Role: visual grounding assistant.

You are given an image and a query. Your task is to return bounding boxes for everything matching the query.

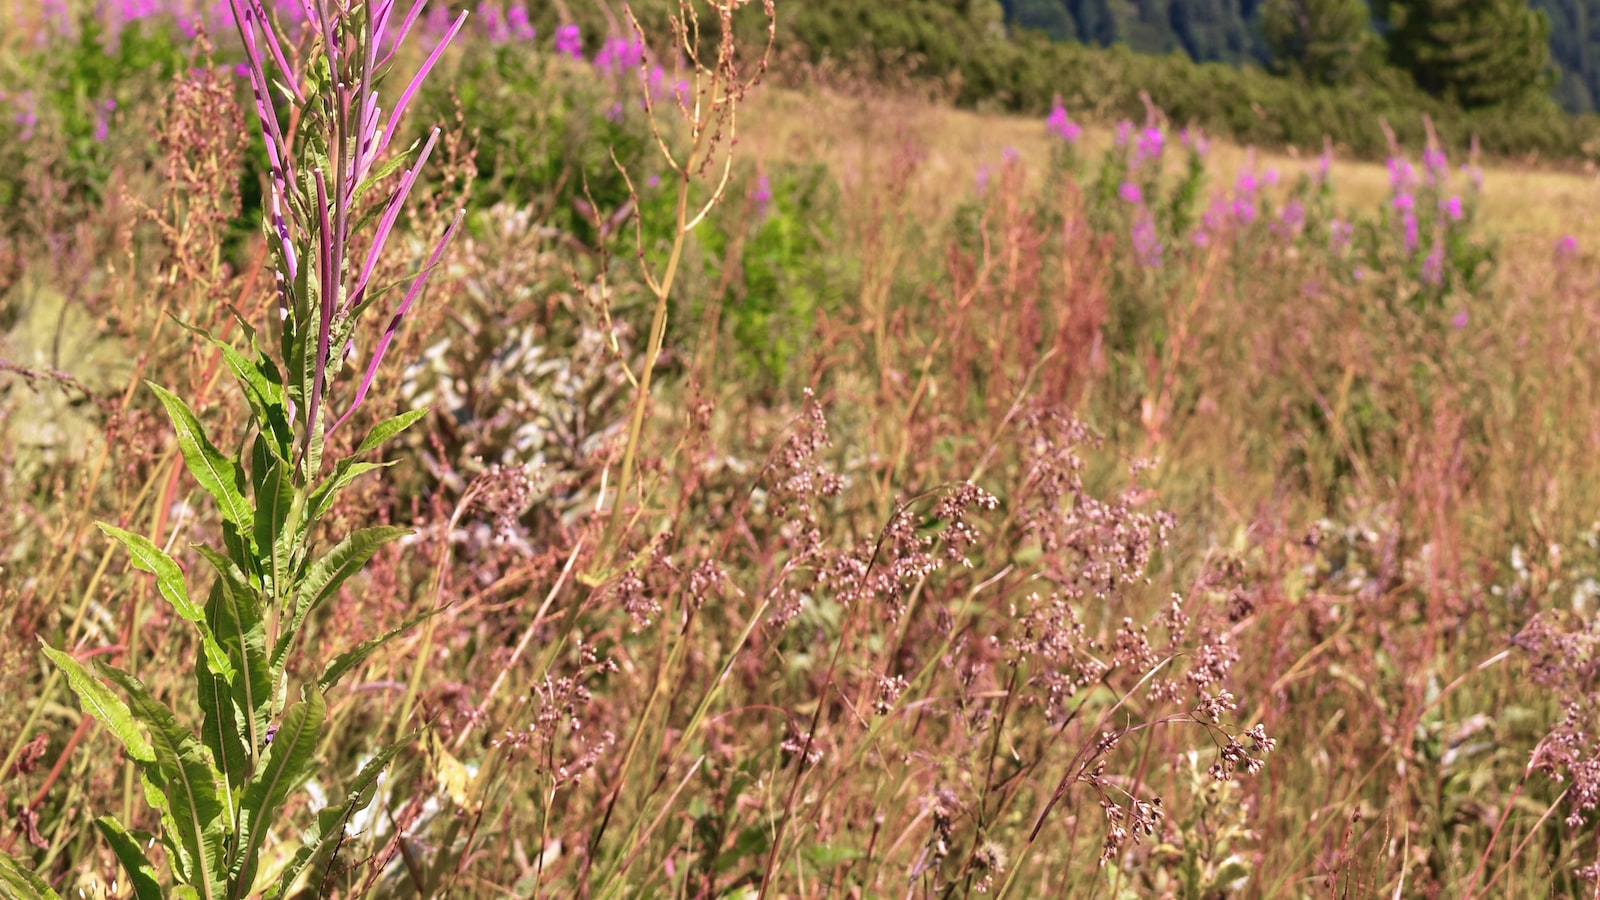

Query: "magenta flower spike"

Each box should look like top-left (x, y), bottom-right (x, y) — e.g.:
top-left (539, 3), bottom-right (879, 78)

top-left (228, 0), bottom-right (469, 465)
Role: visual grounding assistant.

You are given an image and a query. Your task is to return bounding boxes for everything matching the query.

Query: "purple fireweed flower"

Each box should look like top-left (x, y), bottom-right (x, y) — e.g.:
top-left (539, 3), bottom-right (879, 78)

top-left (1558, 235), bottom-right (1579, 259)
top-left (1402, 212), bottom-right (1419, 253)
top-left (40, 0), bottom-right (72, 42)
top-left (1452, 308), bottom-right (1469, 329)
top-left (93, 98), bottom-right (115, 143)
top-left (479, 2), bottom-right (509, 43)
top-left (1388, 157), bottom-right (1418, 192)
top-left (507, 4), bottom-right (534, 40)
top-left (1180, 126), bottom-right (1209, 157)
top-left (1192, 229), bottom-right (1211, 248)
top-left (554, 23), bottom-right (582, 59)
top-left (1235, 171), bottom-right (1257, 195)
top-left (1423, 146), bottom-right (1448, 185)
top-left (1232, 198), bottom-right (1257, 225)
top-left (647, 173), bottom-right (661, 188)
top-left (604, 102), bottom-right (624, 123)
top-left (1440, 195), bottom-right (1463, 222)
top-left (12, 91), bottom-right (36, 141)
top-left (1131, 211), bottom-right (1162, 268)
top-left (975, 164), bottom-right (991, 196)
top-left (1263, 168), bottom-right (1280, 187)
top-left (227, 0), bottom-right (468, 443)
top-left (1118, 181), bottom-right (1142, 204)
top-left (424, 3), bottom-right (450, 36)
top-left (1133, 126), bottom-right (1164, 168)
top-left (750, 173), bottom-right (772, 218)
top-left (1421, 242), bottom-right (1445, 285)
top-left (1316, 146), bottom-right (1332, 184)
top-left (1115, 120), bottom-right (1133, 147)
top-left (1463, 164), bottom-right (1484, 191)
top-left (1392, 192), bottom-right (1415, 213)
top-left (1276, 198), bottom-right (1305, 236)
top-left (1046, 98), bottom-right (1081, 143)
top-left (594, 37), bottom-right (644, 77)
top-left (1001, 145), bottom-right (1021, 162)
top-left (1329, 219), bottom-right (1353, 253)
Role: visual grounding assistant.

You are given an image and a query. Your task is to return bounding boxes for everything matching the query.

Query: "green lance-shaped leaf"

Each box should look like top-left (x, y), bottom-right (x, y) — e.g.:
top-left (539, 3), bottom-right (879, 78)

top-left (356, 408), bottom-right (429, 456)
top-left (99, 664), bottom-right (228, 900)
top-left (94, 815), bottom-right (164, 900)
top-left (148, 382), bottom-right (255, 537)
top-left (97, 523), bottom-right (201, 621)
top-left (348, 140), bottom-right (417, 211)
top-left (305, 460), bottom-right (392, 528)
top-left (266, 734), bottom-right (416, 900)
top-left (38, 643), bottom-right (154, 765)
top-left (318, 604), bottom-right (446, 693)
top-left (196, 648), bottom-right (246, 807)
top-left (177, 319), bottom-right (293, 461)
top-left (197, 547), bottom-right (270, 760)
top-left (96, 524), bottom-right (234, 680)
top-left (273, 525), bottom-right (410, 672)
top-left (231, 687), bottom-right (326, 898)
top-left (0, 848), bottom-right (63, 899)
top-left (252, 453), bottom-right (296, 603)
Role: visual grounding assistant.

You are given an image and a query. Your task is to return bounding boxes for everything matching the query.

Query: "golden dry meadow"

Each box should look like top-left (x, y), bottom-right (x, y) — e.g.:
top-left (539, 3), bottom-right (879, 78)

top-left (6, 3), bottom-right (1600, 898)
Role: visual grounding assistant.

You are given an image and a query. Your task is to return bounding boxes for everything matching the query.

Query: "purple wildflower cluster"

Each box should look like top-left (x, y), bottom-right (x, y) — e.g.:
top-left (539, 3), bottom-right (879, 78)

top-left (1386, 141), bottom-right (1472, 285)
top-left (1037, 104), bottom-right (1485, 293)
top-left (1047, 97), bottom-right (1081, 143)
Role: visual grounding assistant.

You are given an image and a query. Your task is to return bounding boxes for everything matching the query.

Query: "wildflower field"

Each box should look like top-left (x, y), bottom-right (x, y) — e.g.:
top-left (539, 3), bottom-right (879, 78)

top-left (7, 1), bottom-right (1600, 897)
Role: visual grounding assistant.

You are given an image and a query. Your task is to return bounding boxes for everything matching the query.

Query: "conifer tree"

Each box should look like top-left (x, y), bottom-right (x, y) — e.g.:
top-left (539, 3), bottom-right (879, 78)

top-left (1378, 0), bottom-right (1552, 106)
top-left (1260, 0), bottom-right (1378, 83)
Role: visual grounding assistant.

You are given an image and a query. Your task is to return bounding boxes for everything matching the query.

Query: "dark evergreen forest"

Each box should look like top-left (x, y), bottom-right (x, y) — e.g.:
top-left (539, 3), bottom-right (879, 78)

top-left (1001, 0), bottom-right (1599, 113)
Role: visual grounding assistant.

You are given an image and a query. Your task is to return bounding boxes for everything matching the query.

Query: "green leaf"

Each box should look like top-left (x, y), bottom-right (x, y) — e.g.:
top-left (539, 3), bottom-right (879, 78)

top-left (99, 665), bottom-right (228, 900)
top-left (305, 460), bottom-right (392, 526)
top-left (176, 319), bottom-right (292, 460)
top-left (318, 604), bottom-right (446, 692)
top-left (197, 547), bottom-right (270, 759)
top-left (253, 457), bottom-right (295, 601)
top-left (349, 139), bottom-right (417, 211)
top-left (267, 734), bottom-right (416, 900)
top-left (0, 848), bottom-right (63, 899)
top-left (38, 643), bottom-right (154, 764)
top-left (95, 816), bottom-right (163, 900)
top-left (93, 523), bottom-right (235, 678)
top-left (196, 646), bottom-right (246, 807)
top-left (232, 687), bottom-right (325, 898)
top-left (356, 408), bottom-right (428, 455)
top-left (148, 383), bottom-right (254, 536)
top-left (274, 525), bottom-right (410, 672)
top-left (97, 523), bottom-right (202, 622)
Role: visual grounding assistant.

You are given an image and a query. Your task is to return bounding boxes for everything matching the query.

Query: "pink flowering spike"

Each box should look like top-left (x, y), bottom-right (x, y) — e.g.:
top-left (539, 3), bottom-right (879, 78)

top-left (332, 209), bottom-right (465, 434)
top-left (369, 0), bottom-right (396, 61)
top-left (378, 9), bottom-right (467, 160)
top-left (306, 169), bottom-right (335, 442)
top-left (348, 129), bottom-right (441, 312)
top-left (379, 0), bottom-right (431, 68)
top-left (243, 0), bottom-right (305, 103)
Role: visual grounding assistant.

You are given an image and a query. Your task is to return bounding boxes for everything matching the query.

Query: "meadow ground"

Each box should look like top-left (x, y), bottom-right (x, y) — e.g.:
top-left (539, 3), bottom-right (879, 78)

top-left (8, 5), bottom-right (1600, 899)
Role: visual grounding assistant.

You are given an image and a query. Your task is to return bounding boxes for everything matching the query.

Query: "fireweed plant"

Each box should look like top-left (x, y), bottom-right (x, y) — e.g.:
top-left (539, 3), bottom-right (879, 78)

top-left (10, 1), bottom-right (466, 896)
